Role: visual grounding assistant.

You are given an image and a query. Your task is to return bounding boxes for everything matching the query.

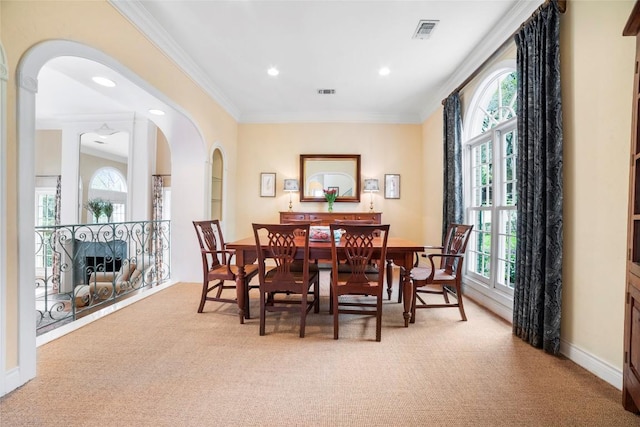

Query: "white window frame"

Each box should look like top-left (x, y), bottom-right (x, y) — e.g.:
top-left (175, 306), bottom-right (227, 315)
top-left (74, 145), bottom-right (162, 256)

top-left (462, 64), bottom-right (518, 316)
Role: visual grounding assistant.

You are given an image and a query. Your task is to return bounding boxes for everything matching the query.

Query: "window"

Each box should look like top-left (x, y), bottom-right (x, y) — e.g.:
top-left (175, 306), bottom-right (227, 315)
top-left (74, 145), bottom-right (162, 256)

top-left (88, 167), bottom-right (127, 222)
top-left (464, 69), bottom-right (517, 298)
top-left (35, 188), bottom-right (56, 271)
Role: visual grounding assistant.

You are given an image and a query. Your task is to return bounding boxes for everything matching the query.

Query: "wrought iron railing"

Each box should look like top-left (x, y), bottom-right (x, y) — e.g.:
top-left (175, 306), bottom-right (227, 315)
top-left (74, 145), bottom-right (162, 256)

top-left (35, 220), bottom-right (170, 335)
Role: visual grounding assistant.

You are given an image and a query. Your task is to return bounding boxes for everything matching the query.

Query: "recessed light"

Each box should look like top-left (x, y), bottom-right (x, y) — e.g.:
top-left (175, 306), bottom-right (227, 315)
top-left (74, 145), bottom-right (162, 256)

top-left (149, 109), bottom-right (165, 116)
top-left (379, 67), bottom-right (390, 76)
top-left (92, 76), bottom-right (116, 87)
top-left (267, 67), bottom-right (279, 77)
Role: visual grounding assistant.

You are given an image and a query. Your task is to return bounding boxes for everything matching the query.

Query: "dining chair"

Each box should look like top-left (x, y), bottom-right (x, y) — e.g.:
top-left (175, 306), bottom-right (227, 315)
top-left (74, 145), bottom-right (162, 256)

top-left (252, 223), bottom-right (320, 337)
top-left (409, 223), bottom-right (473, 323)
top-left (329, 223), bottom-right (390, 342)
top-left (193, 220), bottom-right (259, 318)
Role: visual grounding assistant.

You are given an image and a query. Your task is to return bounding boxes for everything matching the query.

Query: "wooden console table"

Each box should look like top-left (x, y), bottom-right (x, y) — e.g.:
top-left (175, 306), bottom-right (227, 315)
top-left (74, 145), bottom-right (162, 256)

top-left (280, 211), bottom-right (381, 225)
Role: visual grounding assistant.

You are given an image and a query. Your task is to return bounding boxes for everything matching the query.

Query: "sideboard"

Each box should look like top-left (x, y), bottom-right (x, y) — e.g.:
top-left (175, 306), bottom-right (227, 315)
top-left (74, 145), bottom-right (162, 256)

top-left (279, 211), bottom-right (382, 225)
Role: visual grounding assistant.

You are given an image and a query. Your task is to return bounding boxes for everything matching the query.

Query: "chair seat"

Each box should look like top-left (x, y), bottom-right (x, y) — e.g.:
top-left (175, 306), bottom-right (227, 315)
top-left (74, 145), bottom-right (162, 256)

top-left (208, 263), bottom-right (259, 280)
top-left (337, 263), bottom-right (378, 274)
top-left (265, 268), bottom-right (319, 287)
top-left (410, 267), bottom-right (454, 282)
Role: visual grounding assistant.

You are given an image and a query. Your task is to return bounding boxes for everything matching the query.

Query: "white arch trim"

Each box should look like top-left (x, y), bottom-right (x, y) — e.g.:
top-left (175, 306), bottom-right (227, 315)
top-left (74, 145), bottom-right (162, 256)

top-left (0, 40), bottom-right (10, 396)
top-left (11, 39), bottom-right (209, 394)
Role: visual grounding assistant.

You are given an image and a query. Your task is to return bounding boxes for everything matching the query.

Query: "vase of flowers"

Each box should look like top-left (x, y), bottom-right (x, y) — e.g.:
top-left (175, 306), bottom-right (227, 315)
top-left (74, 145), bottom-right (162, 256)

top-left (324, 188), bottom-right (337, 212)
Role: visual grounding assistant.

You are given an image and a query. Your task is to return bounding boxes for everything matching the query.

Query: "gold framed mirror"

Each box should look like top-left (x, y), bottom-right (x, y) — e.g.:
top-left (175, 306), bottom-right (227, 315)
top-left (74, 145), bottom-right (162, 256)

top-left (300, 154), bottom-right (361, 202)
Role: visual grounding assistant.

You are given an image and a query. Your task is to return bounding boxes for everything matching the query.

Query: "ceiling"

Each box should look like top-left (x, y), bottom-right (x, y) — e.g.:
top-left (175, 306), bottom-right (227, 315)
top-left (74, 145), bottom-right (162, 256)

top-left (35, 0), bottom-right (544, 140)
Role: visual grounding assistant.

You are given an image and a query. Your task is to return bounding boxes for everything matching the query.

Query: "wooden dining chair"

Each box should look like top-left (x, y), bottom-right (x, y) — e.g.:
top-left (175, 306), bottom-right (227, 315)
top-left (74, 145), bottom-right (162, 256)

top-left (329, 223), bottom-right (390, 342)
top-left (193, 220), bottom-right (259, 318)
top-left (252, 223), bottom-right (320, 337)
top-left (409, 223), bottom-right (473, 323)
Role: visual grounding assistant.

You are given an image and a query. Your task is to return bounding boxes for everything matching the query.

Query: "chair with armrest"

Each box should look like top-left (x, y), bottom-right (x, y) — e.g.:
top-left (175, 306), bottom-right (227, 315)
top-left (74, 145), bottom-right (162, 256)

top-left (252, 223), bottom-right (320, 337)
top-left (329, 223), bottom-right (390, 342)
top-left (409, 223), bottom-right (473, 323)
top-left (193, 220), bottom-right (259, 319)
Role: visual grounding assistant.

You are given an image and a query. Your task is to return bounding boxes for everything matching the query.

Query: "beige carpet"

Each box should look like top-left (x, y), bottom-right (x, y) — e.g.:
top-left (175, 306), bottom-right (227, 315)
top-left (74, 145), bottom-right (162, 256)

top-left (1, 273), bottom-right (638, 426)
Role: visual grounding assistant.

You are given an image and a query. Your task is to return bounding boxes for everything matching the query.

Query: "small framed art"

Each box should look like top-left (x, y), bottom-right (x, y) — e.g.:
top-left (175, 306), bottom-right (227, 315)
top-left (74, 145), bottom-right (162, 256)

top-left (384, 174), bottom-right (400, 199)
top-left (260, 172), bottom-right (276, 197)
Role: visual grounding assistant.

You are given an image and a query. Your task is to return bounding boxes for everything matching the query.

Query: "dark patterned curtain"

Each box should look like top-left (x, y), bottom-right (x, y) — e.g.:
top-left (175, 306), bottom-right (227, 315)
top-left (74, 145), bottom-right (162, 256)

top-left (513, 0), bottom-right (563, 355)
top-left (442, 92), bottom-right (464, 244)
top-left (52, 175), bottom-right (62, 291)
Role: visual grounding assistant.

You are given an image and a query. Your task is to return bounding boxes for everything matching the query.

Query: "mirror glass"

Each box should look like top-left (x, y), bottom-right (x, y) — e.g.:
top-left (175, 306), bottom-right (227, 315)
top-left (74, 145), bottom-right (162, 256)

top-left (300, 154), bottom-right (361, 202)
top-left (79, 130), bottom-right (129, 223)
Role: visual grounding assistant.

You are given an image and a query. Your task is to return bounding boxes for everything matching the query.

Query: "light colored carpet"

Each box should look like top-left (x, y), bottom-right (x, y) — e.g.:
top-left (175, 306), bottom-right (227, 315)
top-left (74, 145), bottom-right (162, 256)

top-left (1, 272), bottom-right (638, 426)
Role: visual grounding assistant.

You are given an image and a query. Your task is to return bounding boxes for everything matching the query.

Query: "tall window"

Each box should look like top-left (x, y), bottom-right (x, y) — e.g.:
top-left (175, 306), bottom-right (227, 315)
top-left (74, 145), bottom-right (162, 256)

top-left (89, 167), bottom-right (127, 222)
top-left (465, 69), bottom-right (517, 297)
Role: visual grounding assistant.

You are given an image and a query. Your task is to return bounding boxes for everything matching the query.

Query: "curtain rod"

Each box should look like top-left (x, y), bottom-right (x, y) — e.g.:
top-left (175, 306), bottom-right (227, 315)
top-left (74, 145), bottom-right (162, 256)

top-left (152, 174), bottom-right (171, 177)
top-left (442, 0), bottom-right (566, 104)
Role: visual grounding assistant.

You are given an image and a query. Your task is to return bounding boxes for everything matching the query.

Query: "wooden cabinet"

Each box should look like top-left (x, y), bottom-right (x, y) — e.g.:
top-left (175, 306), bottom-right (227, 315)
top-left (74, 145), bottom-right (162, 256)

top-left (279, 211), bottom-right (382, 225)
top-left (624, 2), bottom-right (640, 413)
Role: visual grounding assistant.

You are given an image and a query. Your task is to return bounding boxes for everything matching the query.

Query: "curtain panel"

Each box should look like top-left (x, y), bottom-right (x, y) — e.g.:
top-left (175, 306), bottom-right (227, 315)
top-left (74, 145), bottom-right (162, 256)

top-left (442, 92), bottom-right (464, 244)
top-left (513, 0), bottom-right (564, 355)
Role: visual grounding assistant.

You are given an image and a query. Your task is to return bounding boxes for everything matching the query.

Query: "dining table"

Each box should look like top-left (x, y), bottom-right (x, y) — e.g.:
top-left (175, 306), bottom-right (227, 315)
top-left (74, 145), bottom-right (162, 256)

top-left (225, 235), bottom-right (424, 327)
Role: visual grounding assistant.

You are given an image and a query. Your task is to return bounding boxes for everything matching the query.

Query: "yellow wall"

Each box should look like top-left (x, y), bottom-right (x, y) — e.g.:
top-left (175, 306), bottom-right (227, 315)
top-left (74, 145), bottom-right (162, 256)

top-left (236, 123), bottom-right (423, 240)
top-left (560, 0), bottom-right (635, 368)
top-left (421, 107), bottom-right (443, 246)
top-left (1, 0), bottom-right (238, 369)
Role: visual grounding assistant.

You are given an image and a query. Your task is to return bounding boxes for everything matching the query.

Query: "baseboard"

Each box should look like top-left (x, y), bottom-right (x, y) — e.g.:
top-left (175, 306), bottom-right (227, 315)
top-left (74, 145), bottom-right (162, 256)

top-left (560, 339), bottom-right (623, 390)
top-left (2, 367), bottom-right (22, 397)
top-left (463, 285), bottom-right (513, 323)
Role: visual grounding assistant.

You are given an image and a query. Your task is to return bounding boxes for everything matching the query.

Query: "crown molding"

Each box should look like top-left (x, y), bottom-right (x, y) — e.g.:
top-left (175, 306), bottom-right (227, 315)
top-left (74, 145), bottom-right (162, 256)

top-left (108, 0), bottom-right (240, 121)
top-left (240, 110), bottom-right (422, 125)
top-left (419, 0), bottom-right (544, 122)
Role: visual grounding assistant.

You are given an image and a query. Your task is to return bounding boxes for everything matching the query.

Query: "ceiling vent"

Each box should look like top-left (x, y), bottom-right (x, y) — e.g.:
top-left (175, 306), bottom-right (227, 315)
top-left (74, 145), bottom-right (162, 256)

top-left (412, 20), bottom-right (439, 40)
top-left (317, 89), bottom-right (336, 95)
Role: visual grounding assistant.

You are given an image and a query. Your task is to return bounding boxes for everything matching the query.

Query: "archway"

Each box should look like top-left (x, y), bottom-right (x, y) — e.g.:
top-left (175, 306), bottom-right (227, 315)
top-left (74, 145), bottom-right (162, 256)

top-left (15, 40), bottom-right (208, 389)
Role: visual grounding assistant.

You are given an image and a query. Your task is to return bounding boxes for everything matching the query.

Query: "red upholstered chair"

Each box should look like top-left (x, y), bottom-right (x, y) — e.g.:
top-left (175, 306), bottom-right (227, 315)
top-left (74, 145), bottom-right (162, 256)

top-left (409, 223), bottom-right (473, 323)
top-left (252, 223), bottom-right (320, 337)
top-left (329, 223), bottom-right (390, 342)
top-left (193, 220), bottom-right (259, 318)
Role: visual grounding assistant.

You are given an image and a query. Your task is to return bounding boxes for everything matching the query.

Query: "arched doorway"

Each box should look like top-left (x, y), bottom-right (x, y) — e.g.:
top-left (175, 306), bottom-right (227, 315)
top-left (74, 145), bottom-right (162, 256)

top-left (14, 39), bottom-right (208, 390)
top-left (211, 148), bottom-right (223, 220)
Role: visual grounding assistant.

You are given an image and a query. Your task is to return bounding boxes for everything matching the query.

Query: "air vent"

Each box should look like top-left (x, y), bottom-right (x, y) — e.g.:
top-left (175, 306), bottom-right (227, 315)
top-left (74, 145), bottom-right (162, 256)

top-left (317, 89), bottom-right (336, 95)
top-left (413, 20), bottom-right (439, 40)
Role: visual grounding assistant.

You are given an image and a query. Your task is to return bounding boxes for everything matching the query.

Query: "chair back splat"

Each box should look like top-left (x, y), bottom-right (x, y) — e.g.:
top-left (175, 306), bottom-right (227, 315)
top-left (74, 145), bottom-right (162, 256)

top-left (409, 223), bottom-right (473, 323)
top-left (329, 223), bottom-right (390, 342)
top-left (192, 220), bottom-right (259, 321)
top-left (252, 223), bottom-right (320, 337)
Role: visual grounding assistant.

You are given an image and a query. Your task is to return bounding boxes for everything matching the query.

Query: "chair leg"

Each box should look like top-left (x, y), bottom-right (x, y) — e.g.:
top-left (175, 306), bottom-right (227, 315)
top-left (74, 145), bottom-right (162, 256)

top-left (215, 279), bottom-right (224, 298)
top-left (376, 295), bottom-right (382, 342)
top-left (410, 283), bottom-right (418, 324)
top-left (244, 280), bottom-right (251, 320)
top-left (300, 291), bottom-right (307, 338)
top-left (386, 260), bottom-right (393, 300)
top-left (313, 277), bottom-right (320, 313)
top-left (198, 279), bottom-right (209, 313)
top-left (443, 285), bottom-right (450, 304)
top-left (455, 284), bottom-right (467, 321)
top-left (259, 291), bottom-right (266, 336)
top-left (333, 290), bottom-right (339, 340)
top-left (397, 267), bottom-right (404, 303)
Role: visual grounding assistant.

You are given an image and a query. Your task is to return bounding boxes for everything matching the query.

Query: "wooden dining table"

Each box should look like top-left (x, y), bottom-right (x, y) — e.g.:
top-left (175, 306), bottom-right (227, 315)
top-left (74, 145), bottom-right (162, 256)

top-left (226, 236), bottom-right (423, 327)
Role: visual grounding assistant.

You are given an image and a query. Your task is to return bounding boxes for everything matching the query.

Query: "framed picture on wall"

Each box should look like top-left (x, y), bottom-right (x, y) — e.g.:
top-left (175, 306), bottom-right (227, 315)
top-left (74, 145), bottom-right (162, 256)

top-left (260, 172), bottom-right (276, 197)
top-left (385, 174), bottom-right (400, 199)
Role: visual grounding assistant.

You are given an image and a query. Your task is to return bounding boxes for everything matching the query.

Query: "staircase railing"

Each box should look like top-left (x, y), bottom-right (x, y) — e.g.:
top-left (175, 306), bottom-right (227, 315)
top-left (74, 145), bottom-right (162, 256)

top-left (35, 220), bottom-right (170, 335)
